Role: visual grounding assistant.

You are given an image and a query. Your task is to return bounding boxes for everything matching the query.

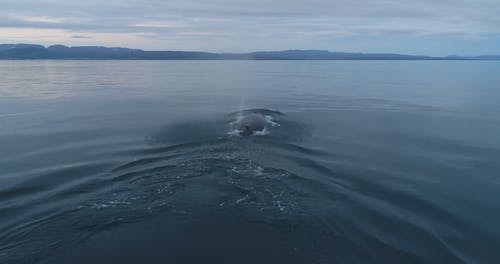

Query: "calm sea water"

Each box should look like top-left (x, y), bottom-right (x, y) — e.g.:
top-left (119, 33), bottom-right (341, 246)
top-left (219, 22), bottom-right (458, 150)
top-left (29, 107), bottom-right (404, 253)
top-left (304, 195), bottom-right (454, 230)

top-left (1, 60), bottom-right (499, 263)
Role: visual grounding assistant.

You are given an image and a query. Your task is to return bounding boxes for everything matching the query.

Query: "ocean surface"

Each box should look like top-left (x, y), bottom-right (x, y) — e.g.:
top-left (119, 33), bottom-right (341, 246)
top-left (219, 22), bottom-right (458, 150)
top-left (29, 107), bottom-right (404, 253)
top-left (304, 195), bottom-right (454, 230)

top-left (1, 60), bottom-right (499, 263)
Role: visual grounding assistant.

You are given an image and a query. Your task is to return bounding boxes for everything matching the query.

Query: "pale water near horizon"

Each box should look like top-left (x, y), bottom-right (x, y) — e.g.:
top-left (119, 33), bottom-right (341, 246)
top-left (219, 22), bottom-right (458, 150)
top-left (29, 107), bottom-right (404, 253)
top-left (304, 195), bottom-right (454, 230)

top-left (1, 60), bottom-right (499, 263)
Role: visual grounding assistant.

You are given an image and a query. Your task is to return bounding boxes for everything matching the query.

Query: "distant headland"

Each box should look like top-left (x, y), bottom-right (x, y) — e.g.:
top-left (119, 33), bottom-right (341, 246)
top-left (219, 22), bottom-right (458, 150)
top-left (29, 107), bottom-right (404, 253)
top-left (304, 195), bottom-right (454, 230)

top-left (0, 44), bottom-right (499, 60)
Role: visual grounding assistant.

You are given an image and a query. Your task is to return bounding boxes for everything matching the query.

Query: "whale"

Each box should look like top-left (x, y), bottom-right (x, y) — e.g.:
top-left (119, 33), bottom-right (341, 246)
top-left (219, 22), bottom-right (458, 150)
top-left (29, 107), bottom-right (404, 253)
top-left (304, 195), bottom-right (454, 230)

top-left (235, 113), bottom-right (268, 136)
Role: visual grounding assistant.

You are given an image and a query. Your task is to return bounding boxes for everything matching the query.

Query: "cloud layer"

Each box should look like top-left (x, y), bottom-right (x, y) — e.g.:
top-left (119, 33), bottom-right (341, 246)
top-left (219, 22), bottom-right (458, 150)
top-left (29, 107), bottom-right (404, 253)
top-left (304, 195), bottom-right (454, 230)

top-left (1, 0), bottom-right (499, 54)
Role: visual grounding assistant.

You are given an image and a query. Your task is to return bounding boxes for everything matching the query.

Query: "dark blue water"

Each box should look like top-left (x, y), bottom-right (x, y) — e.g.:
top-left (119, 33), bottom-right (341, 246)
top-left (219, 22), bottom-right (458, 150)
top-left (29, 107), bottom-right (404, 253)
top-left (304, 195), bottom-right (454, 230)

top-left (1, 60), bottom-right (499, 263)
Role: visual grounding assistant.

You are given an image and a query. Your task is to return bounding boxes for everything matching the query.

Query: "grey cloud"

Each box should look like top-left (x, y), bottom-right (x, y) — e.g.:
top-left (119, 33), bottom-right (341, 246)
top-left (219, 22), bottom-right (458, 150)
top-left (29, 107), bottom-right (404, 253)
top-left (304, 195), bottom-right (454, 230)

top-left (2, 1), bottom-right (499, 28)
top-left (71, 35), bottom-right (92, 39)
top-left (0, 0), bottom-right (499, 53)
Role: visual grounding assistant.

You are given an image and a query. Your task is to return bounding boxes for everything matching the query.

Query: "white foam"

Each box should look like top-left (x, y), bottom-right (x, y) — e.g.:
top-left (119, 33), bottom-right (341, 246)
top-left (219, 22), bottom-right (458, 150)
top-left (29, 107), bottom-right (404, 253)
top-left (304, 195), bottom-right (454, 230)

top-left (264, 115), bottom-right (280, 127)
top-left (253, 127), bottom-right (270, 136)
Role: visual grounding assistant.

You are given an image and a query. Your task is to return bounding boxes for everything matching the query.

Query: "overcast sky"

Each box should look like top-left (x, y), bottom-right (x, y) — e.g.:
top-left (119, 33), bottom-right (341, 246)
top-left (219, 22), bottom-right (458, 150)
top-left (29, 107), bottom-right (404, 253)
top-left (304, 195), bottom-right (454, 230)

top-left (1, 0), bottom-right (499, 55)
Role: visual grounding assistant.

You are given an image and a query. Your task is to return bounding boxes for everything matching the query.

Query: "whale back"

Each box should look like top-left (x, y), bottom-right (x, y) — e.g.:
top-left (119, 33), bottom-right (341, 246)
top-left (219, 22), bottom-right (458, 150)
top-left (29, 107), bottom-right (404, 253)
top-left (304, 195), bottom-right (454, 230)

top-left (236, 114), bottom-right (267, 135)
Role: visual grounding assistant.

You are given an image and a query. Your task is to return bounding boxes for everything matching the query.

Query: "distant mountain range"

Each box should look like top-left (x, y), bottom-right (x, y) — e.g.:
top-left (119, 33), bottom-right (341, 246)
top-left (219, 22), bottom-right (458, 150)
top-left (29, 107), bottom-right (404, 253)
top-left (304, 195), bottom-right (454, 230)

top-left (0, 44), bottom-right (499, 60)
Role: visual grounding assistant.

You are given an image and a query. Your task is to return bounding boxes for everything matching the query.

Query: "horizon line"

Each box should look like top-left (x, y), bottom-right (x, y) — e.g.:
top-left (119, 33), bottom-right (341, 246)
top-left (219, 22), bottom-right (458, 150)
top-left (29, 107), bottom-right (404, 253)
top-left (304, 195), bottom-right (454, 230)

top-left (1, 43), bottom-right (499, 59)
